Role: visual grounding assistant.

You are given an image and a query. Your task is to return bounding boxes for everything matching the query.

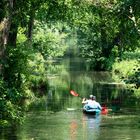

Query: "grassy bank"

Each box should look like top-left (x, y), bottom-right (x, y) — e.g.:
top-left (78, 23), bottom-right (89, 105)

top-left (112, 50), bottom-right (140, 98)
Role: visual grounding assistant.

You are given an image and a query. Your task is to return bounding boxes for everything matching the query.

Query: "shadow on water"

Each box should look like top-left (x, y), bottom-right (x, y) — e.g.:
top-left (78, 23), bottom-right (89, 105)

top-left (0, 126), bottom-right (18, 140)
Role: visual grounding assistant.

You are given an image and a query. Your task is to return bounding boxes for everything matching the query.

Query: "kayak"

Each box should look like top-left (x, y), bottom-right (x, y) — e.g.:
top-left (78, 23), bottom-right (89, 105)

top-left (83, 105), bottom-right (101, 115)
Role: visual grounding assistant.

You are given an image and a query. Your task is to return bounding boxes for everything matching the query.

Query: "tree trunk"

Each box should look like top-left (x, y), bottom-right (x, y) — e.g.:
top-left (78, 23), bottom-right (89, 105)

top-left (27, 8), bottom-right (35, 42)
top-left (0, 18), bottom-right (11, 74)
top-left (0, 0), bottom-right (18, 47)
top-left (6, 0), bottom-right (18, 47)
top-left (0, 0), bottom-right (18, 74)
top-left (7, 22), bottom-right (18, 47)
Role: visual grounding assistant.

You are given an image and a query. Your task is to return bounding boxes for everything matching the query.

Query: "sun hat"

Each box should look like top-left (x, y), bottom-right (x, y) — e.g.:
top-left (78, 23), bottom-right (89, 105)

top-left (89, 95), bottom-right (96, 99)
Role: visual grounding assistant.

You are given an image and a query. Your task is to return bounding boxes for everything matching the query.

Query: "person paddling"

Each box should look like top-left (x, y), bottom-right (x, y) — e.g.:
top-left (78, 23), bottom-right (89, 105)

top-left (82, 95), bottom-right (102, 111)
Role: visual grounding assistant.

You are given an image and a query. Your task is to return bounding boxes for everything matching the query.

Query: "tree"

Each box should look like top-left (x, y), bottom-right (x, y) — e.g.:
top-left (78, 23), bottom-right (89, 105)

top-left (72, 0), bottom-right (140, 70)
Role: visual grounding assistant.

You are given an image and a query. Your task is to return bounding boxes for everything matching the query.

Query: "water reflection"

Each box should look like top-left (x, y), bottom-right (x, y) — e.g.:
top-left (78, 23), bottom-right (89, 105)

top-left (0, 126), bottom-right (18, 140)
top-left (68, 111), bottom-right (102, 140)
top-left (46, 68), bottom-right (125, 113)
top-left (1, 56), bottom-right (140, 140)
top-left (70, 119), bottom-right (78, 140)
top-left (82, 114), bottom-right (101, 140)
top-left (46, 58), bottom-right (129, 111)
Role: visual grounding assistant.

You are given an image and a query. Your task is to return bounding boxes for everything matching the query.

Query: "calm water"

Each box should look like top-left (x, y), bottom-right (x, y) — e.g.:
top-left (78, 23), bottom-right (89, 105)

top-left (1, 57), bottom-right (140, 140)
top-left (16, 110), bottom-right (140, 140)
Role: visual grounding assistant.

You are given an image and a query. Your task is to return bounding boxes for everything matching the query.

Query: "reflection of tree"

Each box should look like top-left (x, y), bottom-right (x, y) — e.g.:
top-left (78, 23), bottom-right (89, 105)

top-left (47, 58), bottom-right (127, 114)
top-left (93, 83), bottom-right (124, 110)
top-left (0, 127), bottom-right (18, 140)
top-left (70, 72), bottom-right (93, 98)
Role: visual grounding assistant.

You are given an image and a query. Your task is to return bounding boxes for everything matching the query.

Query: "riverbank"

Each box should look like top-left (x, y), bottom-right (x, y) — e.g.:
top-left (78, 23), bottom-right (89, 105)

top-left (112, 50), bottom-right (140, 99)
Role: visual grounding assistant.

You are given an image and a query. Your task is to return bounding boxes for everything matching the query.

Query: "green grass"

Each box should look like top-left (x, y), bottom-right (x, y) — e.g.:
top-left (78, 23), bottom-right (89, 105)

top-left (112, 50), bottom-right (140, 82)
top-left (112, 60), bottom-right (138, 82)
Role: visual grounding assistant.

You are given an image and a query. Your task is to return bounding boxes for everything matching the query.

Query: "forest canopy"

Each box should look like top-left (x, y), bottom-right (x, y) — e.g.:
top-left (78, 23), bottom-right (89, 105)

top-left (0, 0), bottom-right (140, 127)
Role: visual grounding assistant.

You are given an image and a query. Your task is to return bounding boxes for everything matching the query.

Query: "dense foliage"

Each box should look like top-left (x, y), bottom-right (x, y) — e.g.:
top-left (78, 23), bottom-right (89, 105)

top-left (0, 0), bottom-right (140, 127)
top-left (71, 0), bottom-right (140, 70)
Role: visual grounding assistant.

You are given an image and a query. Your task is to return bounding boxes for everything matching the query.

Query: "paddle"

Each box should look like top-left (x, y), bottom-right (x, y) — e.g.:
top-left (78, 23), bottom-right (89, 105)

top-left (70, 90), bottom-right (82, 98)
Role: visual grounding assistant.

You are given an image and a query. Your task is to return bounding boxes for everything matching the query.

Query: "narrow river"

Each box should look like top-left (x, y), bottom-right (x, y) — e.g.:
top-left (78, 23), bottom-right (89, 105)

top-left (1, 57), bottom-right (140, 140)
